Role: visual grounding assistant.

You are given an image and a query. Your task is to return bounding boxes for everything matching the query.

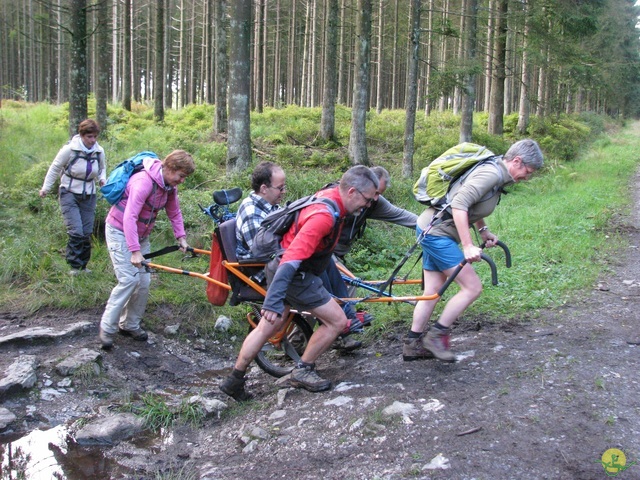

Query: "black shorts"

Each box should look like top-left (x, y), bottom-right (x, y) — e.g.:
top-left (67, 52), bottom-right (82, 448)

top-left (266, 258), bottom-right (333, 311)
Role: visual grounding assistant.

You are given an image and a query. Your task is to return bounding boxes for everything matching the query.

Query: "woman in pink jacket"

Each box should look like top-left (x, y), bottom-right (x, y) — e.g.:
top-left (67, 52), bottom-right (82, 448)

top-left (99, 150), bottom-right (195, 349)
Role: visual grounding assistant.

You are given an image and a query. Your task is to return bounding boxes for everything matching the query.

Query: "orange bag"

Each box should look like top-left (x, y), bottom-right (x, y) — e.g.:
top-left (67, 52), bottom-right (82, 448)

top-left (206, 234), bottom-right (229, 306)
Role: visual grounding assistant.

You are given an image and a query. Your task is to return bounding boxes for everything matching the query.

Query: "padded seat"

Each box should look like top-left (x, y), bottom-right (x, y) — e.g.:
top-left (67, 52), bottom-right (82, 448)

top-left (216, 219), bottom-right (265, 305)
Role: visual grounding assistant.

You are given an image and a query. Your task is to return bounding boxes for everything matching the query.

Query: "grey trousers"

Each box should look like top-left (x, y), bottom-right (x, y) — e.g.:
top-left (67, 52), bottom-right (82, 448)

top-left (59, 188), bottom-right (96, 269)
top-left (100, 224), bottom-right (151, 334)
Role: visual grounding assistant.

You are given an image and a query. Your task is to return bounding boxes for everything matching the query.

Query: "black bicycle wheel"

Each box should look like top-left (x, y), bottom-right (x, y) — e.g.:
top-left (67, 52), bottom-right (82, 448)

top-left (253, 313), bottom-right (314, 378)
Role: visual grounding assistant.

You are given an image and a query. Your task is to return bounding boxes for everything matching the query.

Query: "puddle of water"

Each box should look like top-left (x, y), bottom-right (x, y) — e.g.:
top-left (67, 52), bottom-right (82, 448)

top-left (195, 367), bottom-right (232, 381)
top-left (0, 425), bottom-right (130, 479)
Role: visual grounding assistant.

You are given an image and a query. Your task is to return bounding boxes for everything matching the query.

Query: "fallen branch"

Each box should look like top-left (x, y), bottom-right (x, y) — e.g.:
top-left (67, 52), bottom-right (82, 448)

top-left (456, 426), bottom-right (482, 437)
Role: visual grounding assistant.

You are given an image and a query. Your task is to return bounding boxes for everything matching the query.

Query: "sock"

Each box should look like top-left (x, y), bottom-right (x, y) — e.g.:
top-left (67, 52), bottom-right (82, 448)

top-left (434, 322), bottom-right (448, 331)
top-left (231, 368), bottom-right (245, 379)
top-left (297, 360), bottom-right (314, 369)
top-left (408, 330), bottom-right (422, 338)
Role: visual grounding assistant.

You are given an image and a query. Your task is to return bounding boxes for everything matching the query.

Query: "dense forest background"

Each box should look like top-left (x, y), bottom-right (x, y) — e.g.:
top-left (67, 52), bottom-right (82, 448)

top-left (2, 0), bottom-right (640, 170)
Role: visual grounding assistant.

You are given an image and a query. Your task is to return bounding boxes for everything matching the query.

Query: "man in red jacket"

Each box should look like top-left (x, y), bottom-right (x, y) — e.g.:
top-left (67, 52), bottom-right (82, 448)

top-left (220, 165), bottom-right (379, 401)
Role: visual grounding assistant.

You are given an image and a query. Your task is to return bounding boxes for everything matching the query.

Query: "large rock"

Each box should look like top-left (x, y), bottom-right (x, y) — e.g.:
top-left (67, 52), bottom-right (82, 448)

top-left (56, 348), bottom-right (102, 376)
top-left (0, 407), bottom-right (17, 430)
top-left (74, 413), bottom-right (145, 446)
top-left (0, 321), bottom-right (92, 346)
top-left (0, 355), bottom-right (38, 397)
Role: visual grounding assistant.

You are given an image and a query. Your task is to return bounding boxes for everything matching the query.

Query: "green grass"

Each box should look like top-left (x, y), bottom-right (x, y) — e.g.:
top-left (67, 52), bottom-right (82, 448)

top-left (135, 393), bottom-right (206, 431)
top-left (0, 102), bottom-right (638, 338)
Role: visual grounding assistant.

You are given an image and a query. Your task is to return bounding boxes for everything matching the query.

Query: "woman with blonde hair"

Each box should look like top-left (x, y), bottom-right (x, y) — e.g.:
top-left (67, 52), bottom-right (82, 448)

top-left (99, 150), bottom-right (195, 349)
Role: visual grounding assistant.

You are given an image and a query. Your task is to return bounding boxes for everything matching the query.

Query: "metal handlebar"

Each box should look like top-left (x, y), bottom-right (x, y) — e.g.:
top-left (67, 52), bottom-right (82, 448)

top-left (437, 240), bottom-right (511, 296)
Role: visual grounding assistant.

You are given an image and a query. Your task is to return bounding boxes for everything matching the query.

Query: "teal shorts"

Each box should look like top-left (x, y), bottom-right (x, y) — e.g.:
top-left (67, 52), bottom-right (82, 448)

top-left (417, 227), bottom-right (463, 272)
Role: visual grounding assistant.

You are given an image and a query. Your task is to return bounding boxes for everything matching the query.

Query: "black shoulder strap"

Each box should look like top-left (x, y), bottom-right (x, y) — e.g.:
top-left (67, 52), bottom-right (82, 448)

top-left (291, 196), bottom-right (340, 235)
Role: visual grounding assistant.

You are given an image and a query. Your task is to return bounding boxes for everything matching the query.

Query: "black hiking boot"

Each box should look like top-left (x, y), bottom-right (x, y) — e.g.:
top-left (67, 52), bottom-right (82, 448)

top-left (99, 328), bottom-right (114, 350)
top-left (332, 335), bottom-right (363, 351)
top-left (220, 375), bottom-right (253, 402)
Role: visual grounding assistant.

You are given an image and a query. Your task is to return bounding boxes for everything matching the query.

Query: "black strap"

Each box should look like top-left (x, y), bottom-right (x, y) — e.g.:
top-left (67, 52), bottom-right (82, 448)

top-left (143, 245), bottom-right (180, 259)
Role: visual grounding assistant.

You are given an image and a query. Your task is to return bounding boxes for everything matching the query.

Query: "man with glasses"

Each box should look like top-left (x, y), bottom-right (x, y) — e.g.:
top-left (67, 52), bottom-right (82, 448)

top-left (221, 166), bottom-right (379, 400)
top-left (334, 166), bottom-right (418, 261)
top-left (405, 139), bottom-right (544, 362)
top-left (322, 166), bottom-right (419, 350)
top-left (236, 161), bottom-right (287, 261)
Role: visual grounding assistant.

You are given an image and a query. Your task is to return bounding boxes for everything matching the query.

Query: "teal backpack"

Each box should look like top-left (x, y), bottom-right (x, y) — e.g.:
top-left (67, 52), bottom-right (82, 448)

top-left (101, 151), bottom-right (159, 205)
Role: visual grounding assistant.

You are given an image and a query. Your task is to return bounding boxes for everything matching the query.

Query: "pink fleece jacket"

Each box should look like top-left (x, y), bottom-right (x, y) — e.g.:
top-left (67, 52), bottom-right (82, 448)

top-left (106, 156), bottom-right (186, 252)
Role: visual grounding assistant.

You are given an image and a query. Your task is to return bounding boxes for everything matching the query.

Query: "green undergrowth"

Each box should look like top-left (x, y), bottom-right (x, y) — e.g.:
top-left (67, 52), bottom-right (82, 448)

top-left (0, 102), bottom-right (637, 340)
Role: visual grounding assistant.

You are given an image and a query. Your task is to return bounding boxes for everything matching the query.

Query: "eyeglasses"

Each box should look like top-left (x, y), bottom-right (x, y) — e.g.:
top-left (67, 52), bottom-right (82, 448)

top-left (268, 184), bottom-right (287, 192)
top-left (521, 162), bottom-right (536, 177)
top-left (356, 188), bottom-right (375, 206)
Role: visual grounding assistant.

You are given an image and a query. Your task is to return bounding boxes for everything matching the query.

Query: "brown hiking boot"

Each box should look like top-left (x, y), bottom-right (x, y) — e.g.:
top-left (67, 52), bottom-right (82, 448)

top-left (423, 327), bottom-right (456, 363)
top-left (119, 327), bottom-right (148, 341)
top-left (402, 333), bottom-right (435, 361)
top-left (289, 364), bottom-right (332, 392)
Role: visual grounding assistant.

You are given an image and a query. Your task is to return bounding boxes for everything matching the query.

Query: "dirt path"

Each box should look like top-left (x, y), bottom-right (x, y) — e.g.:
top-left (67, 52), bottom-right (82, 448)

top-left (1, 177), bottom-right (640, 479)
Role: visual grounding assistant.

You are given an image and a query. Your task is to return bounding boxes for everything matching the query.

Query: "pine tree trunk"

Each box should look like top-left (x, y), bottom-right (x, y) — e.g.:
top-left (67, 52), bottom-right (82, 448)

top-left (69, 0), bottom-right (88, 136)
top-left (517, 0), bottom-right (531, 134)
top-left (227, 0), bottom-right (252, 172)
top-left (348, 0), bottom-right (372, 166)
top-left (300, 1), bottom-right (310, 106)
top-left (337, 0), bottom-right (347, 105)
top-left (391, 0), bottom-right (399, 109)
top-left (488, 0), bottom-right (507, 135)
top-left (424, 0), bottom-right (434, 116)
top-left (272, 0), bottom-right (281, 106)
top-left (255, 0), bottom-right (264, 113)
top-left (460, 0), bottom-right (478, 142)
top-left (287, 0), bottom-right (297, 105)
top-left (309, 0), bottom-right (318, 107)
top-left (214, 0), bottom-right (228, 134)
top-left (375, 0), bottom-right (384, 114)
top-left (453, 0), bottom-right (467, 115)
top-left (96, 0), bottom-right (110, 130)
top-left (403, 0), bottom-right (421, 179)
top-left (320, 0), bottom-right (339, 141)
top-left (483, 0), bottom-right (494, 112)
top-left (122, 0), bottom-right (131, 110)
top-left (154, 0), bottom-right (165, 122)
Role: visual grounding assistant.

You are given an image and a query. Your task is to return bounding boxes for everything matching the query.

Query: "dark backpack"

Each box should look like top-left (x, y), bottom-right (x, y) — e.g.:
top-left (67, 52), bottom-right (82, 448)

top-left (250, 195), bottom-right (340, 262)
top-left (101, 151), bottom-right (159, 205)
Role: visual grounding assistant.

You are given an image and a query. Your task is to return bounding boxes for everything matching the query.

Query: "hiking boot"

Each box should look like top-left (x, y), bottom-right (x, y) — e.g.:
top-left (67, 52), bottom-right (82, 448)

top-left (119, 327), bottom-right (148, 341)
top-left (99, 328), bottom-right (114, 350)
top-left (423, 327), bottom-right (456, 363)
top-left (332, 335), bottom-right (362, 351)
top-left (289, 364), bottom-right (332, 392)
top-left (402, 333), bottom-right (435, 361)
top-left (220, 375), bottom-right (253, 402)
top-left (356, 310), bottom-right (374, 327)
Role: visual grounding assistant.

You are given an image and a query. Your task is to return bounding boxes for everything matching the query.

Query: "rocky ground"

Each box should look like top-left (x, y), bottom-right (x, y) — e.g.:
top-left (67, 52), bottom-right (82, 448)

top-left (1, 179), bottom-right (640, 479)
